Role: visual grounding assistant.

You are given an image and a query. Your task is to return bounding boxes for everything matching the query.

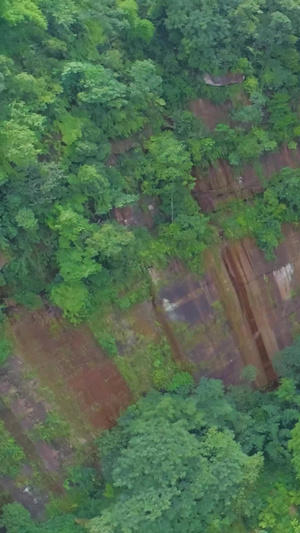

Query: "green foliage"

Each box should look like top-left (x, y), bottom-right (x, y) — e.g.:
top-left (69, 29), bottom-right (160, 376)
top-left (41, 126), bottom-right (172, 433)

top-left (1, 0), bottom-right (47, 28)
top-left (216, 167), bottom-right (300, 259)
top-left (188, 136), bottom-right (219, 167)
top-left (0, 502), bottom-right (85, 533)
top-left (274, 335), bottom-right (300, 385)
top-left (93, 388), bottom-right (263, 532)
top-left (229, 128), bottom-right (277, 166)
top-left (159, 205), bottom-right (211, 272)
top-left (55, 113), bottom-right (82, 147)
top-left (0, 322), bottom-right (12, 366)
top-left (289, 421), bottom-right (300, 480)
top-left (51, 282), bottom-right (91, 324)
top-left (5, 0), bottom-right (300, 531)
top-left (1, 0), bottom-right (300, 320)
top-left (0, 421), bottom-right (24, 477)
top-left (119, 0), bottom-right (154, 43)
top-left (3, 1), bottom-right (300, 528)
top-left (166, 371), bottom-right (194, 393)
top-left (15, 208), bottom-right (38, 231)
top-left (139, 131), bottom-right (194, 219)
top-left (29, 412), bottom-right (70, 443)
top-left (63, 465), bottom-right (98, 495)
top-left (148, 339), bottom-right (181, 390)
top-left (0, 503), bottom-right (37, 533)
top-left (268, 92), bottom-right (298, 143)
top-left (258, 484), bottom-right (300, 533)
top-left (90, 347), bottom-right (300, 531)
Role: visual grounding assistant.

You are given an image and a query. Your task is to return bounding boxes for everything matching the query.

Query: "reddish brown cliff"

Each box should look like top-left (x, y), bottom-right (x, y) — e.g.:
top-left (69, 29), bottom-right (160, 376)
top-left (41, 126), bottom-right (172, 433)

top-left (10, 309), bottom-right (132, 432)
top-left (149, 225), bottom-right (300, 388)
top-left (193, 145), bottom-right (300, 211)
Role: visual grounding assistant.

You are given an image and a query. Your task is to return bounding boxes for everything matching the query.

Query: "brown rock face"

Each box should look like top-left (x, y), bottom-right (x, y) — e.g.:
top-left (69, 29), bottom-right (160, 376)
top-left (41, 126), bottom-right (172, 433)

top-left (10, 310), bottom-right (132, 431)
top-left (151, 225), bottom-right (300, 387)
top-left (188, 99), bottom-right (232, 130)
top-left (113, 201), bottom-right (156, 229)
top-left (193, 145), bottom-right (300, 211)
top-left (222, 226), bottom-right (300, 373)
top-left (6, 94), bottom-right (300, 436)
top-left (153, 259), bottom-right (266, 387)
top-left (188, 98), bottom-right (300, 211)
top-left (10, 224), bottom-right (300, 406)
top-left (153, 262), bottom-right (244, 385)
top-left (203, 73), bottom-right (245, 86)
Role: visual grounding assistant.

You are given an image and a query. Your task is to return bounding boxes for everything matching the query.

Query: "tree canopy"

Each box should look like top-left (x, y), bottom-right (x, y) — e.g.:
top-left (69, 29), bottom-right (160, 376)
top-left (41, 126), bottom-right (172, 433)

top-left (1, 0), bottom-right (300, 320)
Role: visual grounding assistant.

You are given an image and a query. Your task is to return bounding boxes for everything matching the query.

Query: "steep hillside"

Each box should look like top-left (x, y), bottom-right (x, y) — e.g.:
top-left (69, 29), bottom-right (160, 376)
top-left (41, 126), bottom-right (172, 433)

top-left (3, 0), bottom-right (300, 531)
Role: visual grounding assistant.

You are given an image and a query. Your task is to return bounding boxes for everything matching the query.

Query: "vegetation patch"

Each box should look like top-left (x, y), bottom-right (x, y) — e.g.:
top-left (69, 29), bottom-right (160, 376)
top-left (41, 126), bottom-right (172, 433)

top-left (0, 421), bottom-right (25, 478)
top-left (28, 412), bottom-right (70, 444)
top-left (3, 0), bottom-right (300, 531)
top-left (214, 167), bottom-right (300, 259)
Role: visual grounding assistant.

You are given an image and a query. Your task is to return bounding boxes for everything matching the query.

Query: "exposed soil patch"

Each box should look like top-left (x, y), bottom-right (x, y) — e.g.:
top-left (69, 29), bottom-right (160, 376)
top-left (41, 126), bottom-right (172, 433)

top-left (34, 441), bottom-right (60, 473)
top-left (69, 363), bottom-right (132, 428)
top-left (10, 309), bottom-right (132, 433)
top-left (0, 476), bottom-right (47, 519)
top-left (189, 99), bottom-right (232, 130)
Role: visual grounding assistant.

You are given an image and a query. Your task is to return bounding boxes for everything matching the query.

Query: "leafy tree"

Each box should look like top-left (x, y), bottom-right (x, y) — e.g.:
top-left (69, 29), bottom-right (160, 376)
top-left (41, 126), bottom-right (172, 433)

top-left (2, 0), bottom-right (300, 318)
top-left (119, 0), bottom-right (154, 43)
top-left (229, 128), bottom-right (277, 166)
top-left (258, 483), bottom-right (300, 533)
top-left (163, 0), bottom-right (241, 72)
top-left (274, 336), bottom-right (300, 385)
top-left (159, 207), bottom-right (211, 272)
top-left (267, 92), bottom-right (297, 142)
top-left (139, 131), bottom-right (193, 219)
top-left (0, 503), bottom-right (37, 533)
top-left (50, 281), bottom-right (91, 323)
top-left (1, 502), bottom-right (85, 533)
top-left (0, 421), bottom-right (24, 477)
top-left (0, 0), bottom-right (47, 28)
top-left (289, 421), bottom-right (300, 480)
top-left (91, 389), bottom-right (262, 532)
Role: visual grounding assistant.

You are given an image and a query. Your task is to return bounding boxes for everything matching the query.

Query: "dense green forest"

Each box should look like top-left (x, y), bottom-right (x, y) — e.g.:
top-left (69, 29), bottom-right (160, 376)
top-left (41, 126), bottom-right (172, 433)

top-left (3, 0), bottom-right (300, 321)
top-left (3, 0), bottom-right (300, 531)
